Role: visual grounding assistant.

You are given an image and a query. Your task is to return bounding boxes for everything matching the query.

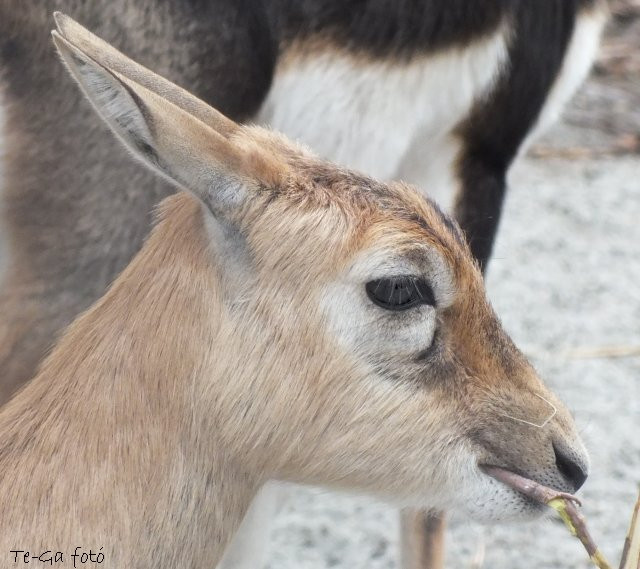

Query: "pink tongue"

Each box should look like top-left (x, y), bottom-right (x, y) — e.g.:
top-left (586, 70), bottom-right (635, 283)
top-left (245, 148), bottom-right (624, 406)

top-left (482, 465), bottom-right (581, 506)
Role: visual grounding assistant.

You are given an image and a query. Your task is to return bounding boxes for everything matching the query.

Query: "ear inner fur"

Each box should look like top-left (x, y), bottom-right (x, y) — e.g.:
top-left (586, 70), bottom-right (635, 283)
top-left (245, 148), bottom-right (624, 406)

top-left (53, 11), bottom-right (238, 138)
top-left (52, 31), bottom-right (289, 210)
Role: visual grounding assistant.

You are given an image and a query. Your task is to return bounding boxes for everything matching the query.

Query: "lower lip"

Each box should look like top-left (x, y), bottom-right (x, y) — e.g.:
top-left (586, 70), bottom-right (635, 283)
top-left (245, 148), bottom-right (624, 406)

top-left (480, 465), bottom-right (581, 506)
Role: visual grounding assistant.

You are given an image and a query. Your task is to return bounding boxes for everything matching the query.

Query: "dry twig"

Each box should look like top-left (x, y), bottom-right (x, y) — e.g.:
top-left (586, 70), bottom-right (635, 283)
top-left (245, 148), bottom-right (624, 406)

top-left (482, 466), bottom-right (613, 569)
top-left (619, 489), bottom-right (640, 569)
top-left (524, 344), bottom-right (640, 361)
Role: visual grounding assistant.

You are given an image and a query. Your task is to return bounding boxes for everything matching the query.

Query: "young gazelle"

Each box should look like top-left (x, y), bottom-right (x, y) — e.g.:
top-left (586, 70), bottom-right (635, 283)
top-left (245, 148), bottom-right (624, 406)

top-left (0, 15), bottom-right (589, 568)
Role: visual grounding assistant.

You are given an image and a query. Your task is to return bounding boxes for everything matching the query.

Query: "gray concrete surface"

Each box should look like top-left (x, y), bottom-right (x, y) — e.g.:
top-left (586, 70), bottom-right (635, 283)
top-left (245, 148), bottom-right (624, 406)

top-left (263, 153), bottom-right (640, 569)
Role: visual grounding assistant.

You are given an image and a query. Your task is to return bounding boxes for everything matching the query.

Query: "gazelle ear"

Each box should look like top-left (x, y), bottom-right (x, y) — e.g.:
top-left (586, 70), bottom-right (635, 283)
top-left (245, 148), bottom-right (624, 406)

top-left (51, 29), bottom-right (287, 216)
top-left (53, 12), bottom-right (237, 138)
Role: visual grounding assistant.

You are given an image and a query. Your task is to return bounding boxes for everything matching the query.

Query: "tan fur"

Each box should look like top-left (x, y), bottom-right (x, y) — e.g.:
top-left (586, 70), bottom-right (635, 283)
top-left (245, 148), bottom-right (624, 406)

top-left (0, 16), bottom-right (588, 568)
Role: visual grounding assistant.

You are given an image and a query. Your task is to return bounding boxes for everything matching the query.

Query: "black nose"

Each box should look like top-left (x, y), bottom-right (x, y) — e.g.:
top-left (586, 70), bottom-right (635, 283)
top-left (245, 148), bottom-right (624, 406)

top-left (553, 443), bottom-right (588, 491)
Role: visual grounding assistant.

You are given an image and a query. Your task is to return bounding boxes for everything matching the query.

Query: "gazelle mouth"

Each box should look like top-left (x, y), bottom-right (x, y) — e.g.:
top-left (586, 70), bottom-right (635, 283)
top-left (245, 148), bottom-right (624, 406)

top-left (480, 465), bottom-right (581, 507)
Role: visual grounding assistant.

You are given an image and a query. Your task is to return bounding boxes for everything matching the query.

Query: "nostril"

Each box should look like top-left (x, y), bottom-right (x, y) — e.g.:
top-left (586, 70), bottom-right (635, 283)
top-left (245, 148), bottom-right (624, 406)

top-left (553, 443), bottom-right (588, 491)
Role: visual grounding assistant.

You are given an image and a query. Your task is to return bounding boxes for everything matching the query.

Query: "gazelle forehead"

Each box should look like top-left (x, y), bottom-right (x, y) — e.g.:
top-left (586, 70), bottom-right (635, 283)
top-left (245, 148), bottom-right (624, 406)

top-left (242, 126), bottom-right (462, 236)
top-left (277, 155), bottom-right (462, 236)
top-left (242, 140), bottom-right (469, 282)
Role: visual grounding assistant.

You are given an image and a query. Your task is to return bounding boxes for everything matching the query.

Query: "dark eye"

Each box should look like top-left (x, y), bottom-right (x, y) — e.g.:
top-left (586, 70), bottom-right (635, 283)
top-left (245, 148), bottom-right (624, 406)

top-left (365, 277), bottom-right (436, 311)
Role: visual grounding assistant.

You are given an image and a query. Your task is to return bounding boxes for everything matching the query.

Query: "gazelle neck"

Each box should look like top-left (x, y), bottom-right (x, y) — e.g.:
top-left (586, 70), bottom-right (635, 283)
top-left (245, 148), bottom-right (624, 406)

top-left (0, 194), bottom-right (259, 567)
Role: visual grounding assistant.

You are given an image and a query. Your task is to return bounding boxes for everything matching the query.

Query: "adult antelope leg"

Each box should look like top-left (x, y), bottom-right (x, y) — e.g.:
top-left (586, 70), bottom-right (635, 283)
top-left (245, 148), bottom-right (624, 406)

top-left (401, 510), bottom-right (446, 569)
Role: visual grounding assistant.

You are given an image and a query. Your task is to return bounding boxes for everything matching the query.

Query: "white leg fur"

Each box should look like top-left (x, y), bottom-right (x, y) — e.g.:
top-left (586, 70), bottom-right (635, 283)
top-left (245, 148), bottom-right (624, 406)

top-left (395, 131), bottom-right (463, 211)
top-left (258, 27), bottom-right (508, 183)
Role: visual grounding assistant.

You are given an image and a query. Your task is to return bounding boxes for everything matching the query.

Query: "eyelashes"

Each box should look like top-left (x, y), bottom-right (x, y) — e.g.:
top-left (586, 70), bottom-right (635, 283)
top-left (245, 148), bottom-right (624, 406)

top-left (365, 276), bottom-right (436, 311)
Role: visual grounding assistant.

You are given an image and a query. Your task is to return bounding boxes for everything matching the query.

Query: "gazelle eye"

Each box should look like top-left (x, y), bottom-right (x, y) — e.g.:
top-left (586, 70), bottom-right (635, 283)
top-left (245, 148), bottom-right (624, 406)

top-left (365, 277), bottom-right (436, 311)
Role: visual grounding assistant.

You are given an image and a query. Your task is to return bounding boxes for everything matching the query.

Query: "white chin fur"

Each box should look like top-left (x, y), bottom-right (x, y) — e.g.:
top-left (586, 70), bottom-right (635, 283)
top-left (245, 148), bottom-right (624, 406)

top-left (394, 462), bottom-right (547, 524)
top-left (450, 475), bottom-right (547, 524)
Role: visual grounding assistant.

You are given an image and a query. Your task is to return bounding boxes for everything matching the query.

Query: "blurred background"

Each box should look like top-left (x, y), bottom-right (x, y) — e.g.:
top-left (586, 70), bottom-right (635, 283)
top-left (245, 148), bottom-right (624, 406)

top-left (263, 2), bottom-right (640, 568)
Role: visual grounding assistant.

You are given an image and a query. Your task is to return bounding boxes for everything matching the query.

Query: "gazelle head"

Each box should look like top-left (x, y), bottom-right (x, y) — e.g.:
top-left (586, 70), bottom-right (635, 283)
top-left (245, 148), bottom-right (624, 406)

top-left (52, 14), bottom-right (588, 523)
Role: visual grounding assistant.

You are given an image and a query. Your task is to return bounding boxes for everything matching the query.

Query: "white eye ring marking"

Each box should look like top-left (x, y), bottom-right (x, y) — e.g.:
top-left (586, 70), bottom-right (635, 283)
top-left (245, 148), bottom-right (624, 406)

top-left (500, 393), bottom-right (557, 429)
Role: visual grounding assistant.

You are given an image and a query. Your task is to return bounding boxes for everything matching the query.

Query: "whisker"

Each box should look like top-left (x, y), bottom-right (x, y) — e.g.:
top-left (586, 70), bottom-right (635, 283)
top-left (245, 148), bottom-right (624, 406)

top-left (500, 393), bottom-right (557, 429)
